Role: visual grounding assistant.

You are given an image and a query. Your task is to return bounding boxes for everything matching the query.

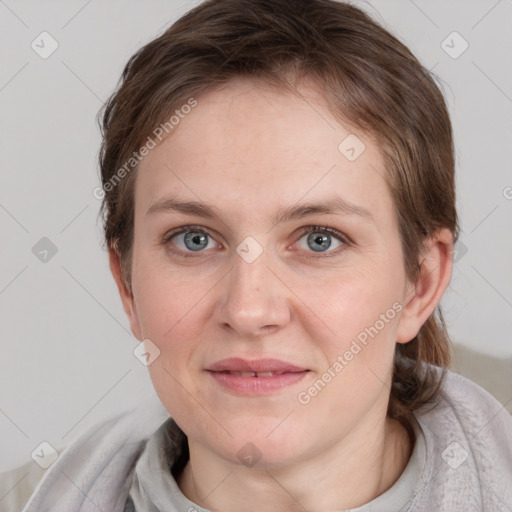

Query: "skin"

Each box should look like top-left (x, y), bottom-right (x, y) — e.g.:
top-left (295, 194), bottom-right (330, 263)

top-left (110, 77), bottom-right (453, 511)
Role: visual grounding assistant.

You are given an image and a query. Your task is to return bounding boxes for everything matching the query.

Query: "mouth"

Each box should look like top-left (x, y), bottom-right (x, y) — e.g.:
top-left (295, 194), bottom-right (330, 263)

top-left (206, 357), bottom-right (307, 373)
top-left (205, 358), bottom-right (310, 395)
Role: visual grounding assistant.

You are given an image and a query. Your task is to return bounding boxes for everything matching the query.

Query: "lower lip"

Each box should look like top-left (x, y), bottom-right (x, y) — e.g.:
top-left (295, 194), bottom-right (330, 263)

top-left (207, 370), bottom-right (309, 395)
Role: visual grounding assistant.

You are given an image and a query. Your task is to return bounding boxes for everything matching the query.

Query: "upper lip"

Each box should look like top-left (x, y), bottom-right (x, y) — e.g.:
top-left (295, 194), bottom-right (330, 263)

top-left (206, 358), bottom-right (307, 373)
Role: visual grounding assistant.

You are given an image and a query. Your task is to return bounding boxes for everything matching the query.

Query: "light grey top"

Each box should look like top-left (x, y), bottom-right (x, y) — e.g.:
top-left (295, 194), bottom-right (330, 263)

top-left (11, 368), bottom-right (512, 512)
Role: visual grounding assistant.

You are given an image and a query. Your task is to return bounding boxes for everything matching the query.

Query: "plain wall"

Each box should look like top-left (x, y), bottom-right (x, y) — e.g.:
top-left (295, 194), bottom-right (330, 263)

top-left (1, 0), bottom-right (511, 471)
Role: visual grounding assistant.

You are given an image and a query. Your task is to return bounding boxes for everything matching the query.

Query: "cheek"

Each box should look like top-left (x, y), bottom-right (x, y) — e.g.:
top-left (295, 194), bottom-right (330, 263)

top-left (132, 256), bottom-right (206, 339)
top-left (132, 265), bottom-right (210, 420)
top-left (295, 272), bottom-right (402, 420)
top-left (300, 263), bottom-right (403, 345)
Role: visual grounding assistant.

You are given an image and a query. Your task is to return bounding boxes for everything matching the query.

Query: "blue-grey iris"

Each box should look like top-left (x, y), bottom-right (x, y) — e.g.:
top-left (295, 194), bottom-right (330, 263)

top-left (308, 232), bottom-right (331, 252)
top-left (184, 231), bottom-right (209, 251)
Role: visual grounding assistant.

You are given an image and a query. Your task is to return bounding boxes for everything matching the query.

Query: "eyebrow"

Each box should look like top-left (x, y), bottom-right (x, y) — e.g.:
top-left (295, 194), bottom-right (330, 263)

top-left (146, 195), bottom-right (374, 224)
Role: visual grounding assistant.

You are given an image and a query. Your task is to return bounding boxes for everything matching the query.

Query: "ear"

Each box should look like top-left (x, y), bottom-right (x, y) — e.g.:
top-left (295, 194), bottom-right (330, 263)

top-left (396, 228), bottom-right (454, 344)
top-left (109, 247), bottom-right (143, 341)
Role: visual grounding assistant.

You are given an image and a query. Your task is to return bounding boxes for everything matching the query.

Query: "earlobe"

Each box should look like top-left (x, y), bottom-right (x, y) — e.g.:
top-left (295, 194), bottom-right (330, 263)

top-left (396, 229), bottom-right (454, 344)
top-left (108, 247), bottom-right (143, 341)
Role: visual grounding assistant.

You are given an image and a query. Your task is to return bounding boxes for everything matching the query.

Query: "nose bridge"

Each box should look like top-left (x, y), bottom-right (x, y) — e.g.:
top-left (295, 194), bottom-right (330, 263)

top-left (218, 244), bottom-right (290, 336)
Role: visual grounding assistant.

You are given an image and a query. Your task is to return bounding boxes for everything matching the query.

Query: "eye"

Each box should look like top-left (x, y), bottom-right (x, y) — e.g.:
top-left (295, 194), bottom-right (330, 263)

top-left (163, 224), bottom-right (349, 258)
top-left (164, 226), bottom-right (219, 256)
top-left (295, 226), bottom-right (348, 256)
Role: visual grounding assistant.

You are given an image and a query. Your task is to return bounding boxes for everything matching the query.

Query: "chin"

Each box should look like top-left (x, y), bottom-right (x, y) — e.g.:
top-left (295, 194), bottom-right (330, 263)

top-left (212, 428), bottom-right (305, 469)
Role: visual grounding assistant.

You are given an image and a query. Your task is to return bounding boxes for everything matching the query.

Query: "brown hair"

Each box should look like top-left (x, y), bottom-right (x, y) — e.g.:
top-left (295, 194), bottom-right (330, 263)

top-left (98, 0), bottom-right (459, 431)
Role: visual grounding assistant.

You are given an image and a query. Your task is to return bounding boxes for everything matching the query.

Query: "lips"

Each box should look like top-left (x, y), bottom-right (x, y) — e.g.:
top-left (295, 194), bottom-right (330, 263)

top-left (206, 358), bottom-right (309, 395)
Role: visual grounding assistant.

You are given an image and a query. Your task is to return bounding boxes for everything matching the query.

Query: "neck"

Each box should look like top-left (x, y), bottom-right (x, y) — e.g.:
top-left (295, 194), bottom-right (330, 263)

top-left (177, 416), bottom-right (413, 511)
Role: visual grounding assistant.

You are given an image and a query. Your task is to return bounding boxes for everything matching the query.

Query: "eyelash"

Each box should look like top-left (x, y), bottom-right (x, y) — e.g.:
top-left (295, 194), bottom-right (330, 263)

top-left (162, 224), bottom-right (351, 259)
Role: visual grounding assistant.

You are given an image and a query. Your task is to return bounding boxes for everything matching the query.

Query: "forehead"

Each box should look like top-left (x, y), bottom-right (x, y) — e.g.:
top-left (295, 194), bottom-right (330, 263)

top-left (135, 78), bottom-right (394, 225)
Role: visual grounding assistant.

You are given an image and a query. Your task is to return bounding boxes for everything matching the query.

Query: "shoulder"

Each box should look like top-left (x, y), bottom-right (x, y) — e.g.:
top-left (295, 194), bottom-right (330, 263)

top-left (413, 367), bottom-right (512, 509)
top-left (7, 395), bottom-right (170, 512)
top-left (421, 367), bottom-right (512, 456)
top-left (439, 368), bottom-right (512, 437)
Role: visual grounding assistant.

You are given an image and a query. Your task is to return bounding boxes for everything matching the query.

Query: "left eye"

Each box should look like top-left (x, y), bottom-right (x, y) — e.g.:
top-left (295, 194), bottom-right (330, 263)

top-left (295, 226), bottom-right (346, 254)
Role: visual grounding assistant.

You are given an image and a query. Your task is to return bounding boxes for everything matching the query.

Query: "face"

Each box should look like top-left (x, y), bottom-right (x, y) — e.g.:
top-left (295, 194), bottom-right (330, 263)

top-left (119, 78), bottom-right (419, 466)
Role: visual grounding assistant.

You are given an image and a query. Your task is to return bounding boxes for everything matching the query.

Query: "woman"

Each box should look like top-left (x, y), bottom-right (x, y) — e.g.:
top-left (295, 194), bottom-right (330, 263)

top-left (8, 0), bottom-right (512, 510)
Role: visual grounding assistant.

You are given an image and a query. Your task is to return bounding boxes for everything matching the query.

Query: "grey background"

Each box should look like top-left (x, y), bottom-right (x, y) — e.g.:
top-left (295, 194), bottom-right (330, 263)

top-left (1, 0), bottom-right (511, 471)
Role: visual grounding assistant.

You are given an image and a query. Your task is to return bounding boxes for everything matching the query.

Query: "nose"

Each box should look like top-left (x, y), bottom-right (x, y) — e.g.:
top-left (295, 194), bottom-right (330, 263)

top-left (215, 249), bottom-right (292, 338)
